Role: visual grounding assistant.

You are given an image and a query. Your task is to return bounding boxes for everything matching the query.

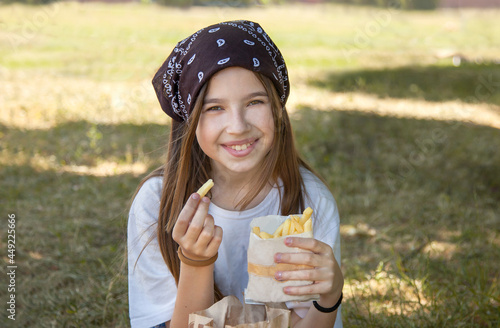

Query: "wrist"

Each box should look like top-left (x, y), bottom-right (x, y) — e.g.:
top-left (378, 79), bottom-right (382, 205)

top-left (314, 292), bottom-right (343, 313)
top-left (178, 247), bottom-right (218, 267)
top-left (180, 248), bottom-right (208, 261)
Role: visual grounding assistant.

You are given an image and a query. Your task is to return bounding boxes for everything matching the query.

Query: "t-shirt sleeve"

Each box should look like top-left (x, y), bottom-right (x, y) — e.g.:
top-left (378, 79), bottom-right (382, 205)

top-left (127, 177), bottom-right (177, 328)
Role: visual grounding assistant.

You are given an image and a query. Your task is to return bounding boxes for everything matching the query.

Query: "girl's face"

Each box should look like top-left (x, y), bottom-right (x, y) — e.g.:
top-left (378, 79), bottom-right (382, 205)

top-left (196, 67), bottom-right (275, 178)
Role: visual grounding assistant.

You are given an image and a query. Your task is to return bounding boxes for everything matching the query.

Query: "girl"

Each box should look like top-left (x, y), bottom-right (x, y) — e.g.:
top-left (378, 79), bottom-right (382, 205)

top-left (128, 20), bottom-right (343, 328)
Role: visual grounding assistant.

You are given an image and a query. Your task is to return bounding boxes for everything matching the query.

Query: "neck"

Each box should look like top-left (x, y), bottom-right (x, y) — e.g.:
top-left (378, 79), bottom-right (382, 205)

top-left (210, 167), bottom-right (272, 211)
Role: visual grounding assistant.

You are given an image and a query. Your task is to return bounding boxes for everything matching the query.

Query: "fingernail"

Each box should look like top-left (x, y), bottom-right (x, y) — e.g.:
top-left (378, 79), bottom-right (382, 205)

top-left (275, 253), bottom-right (282, 262)
top-left (191, 193), bottom-right (200, 200)
top-left (285, 237), bottom-right (292, 246)
top-left (275, 271), bottom-right (282, 280)
top-left (283, 287), bottom-right (291, 294)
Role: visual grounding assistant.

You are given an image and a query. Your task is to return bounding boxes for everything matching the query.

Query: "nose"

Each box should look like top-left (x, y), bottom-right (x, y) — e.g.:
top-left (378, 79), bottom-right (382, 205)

top-left (226, 107), bottom-right (250, 135)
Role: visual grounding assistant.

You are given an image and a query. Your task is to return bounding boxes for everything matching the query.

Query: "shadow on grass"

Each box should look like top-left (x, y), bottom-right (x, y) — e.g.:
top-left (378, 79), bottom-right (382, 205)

top-left (1, 112), bottom-right (499, 327)
top-left (1, 164), bottom-right (135, 326)
top-left (0, 121), bottom-right (169, 326)
top-left (309, 62), bottom-right (500, 106)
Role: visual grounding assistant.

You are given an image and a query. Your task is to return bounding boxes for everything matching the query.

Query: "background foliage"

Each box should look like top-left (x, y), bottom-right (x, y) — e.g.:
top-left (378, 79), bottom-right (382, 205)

top-left (329, 0), bottom-right (439, 10)
top-left (0, 0), bottom-right (439, 9)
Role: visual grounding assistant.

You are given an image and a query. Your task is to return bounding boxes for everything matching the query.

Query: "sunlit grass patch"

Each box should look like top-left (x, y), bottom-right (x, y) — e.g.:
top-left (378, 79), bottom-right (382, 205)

top-left (0, 70), bottom-right (166, 129)
top-left (345, 263), bottom-right (429, 316)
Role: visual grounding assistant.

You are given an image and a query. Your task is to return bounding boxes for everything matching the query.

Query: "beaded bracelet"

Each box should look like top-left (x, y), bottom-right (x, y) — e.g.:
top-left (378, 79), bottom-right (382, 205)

top-left (313, 292), bottom-right (343, 313)
top-left (177, 248), bottom-right (218, 267)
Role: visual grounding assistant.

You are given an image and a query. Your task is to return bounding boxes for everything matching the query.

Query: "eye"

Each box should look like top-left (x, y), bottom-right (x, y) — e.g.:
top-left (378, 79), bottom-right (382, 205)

top-left (205, 106), bottom-right (223, 112)
top-left (248, 100), bottom-right (264, 106)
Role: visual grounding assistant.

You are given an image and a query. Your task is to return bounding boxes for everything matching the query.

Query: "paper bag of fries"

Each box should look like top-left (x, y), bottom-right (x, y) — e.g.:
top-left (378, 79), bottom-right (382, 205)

top-left (245, 208), bottom-right (320, 303)
top-left (188, 295), bottom-right (290, 328)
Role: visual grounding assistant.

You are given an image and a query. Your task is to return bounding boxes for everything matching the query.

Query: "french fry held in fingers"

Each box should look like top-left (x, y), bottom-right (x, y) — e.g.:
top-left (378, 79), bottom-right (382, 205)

top-left (252, 207), bottom-right (313, 239)
top-left (196, 179), bottom-right (214, 198)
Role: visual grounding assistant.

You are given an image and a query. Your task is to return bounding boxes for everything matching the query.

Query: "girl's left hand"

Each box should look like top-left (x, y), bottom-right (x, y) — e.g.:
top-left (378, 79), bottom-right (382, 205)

top-left (274, 237), bottom-right (344, 304)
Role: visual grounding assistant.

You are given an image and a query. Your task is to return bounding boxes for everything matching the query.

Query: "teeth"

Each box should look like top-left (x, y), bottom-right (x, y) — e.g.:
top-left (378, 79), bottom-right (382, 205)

top-left (230, 142), bottom-right (252, 151)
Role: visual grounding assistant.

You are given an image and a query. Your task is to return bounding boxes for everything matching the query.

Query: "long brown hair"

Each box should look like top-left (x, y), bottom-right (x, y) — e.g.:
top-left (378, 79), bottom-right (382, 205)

top-left (133, 72), bottom-right (317, 301)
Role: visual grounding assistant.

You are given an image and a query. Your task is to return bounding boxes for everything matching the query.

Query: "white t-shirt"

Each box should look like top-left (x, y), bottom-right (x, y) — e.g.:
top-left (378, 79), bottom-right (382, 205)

top-left (128, 168), bottom-right (342, 328)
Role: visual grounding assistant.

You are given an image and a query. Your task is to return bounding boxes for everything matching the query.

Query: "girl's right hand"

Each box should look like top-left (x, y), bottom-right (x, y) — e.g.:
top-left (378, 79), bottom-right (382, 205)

top-left (172, 193), bottom-right (223, 261)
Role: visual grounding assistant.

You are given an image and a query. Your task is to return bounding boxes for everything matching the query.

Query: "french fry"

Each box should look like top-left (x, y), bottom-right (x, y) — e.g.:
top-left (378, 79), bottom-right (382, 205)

top-left (259, 231), bottom-right (273, 239)
top-left (299, 207), bottom-right (313, 225)
top-left (282, 219), bottom-right (291, 236)
top-left (292, 220), bottom-right (304, 234)
top-left (272, 221), bottom-right (285, 237)
top-left (303, 218), bottom-right (312, 232)
top-left (196, 179), bottom-right (214, 198)
top-left (253, 208), bottom-right (313, 239)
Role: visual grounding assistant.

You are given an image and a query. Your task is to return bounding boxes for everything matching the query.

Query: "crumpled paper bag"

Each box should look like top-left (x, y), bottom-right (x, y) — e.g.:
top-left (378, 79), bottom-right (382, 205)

top-left (188, 295), bottom-right (290, 328)
top-left (244, 215), bottom-right (320, 303)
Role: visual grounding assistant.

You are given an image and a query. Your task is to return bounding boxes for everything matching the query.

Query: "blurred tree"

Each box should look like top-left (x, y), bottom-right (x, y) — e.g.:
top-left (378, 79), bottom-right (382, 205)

top-left (0, 0), bottom-right (438, 11)
top-left (192, 0), bottom-right (259, 6)
top-left (155, 0), bottom-right (270, 7)
top-left (411, 0), bottom-right (439, 9)
top-left (327, 0), bottom-right (439, 10)
top-left (1, 0), bottom-right (56, 4)
top-left (156, 0), bottom-right (192, 6)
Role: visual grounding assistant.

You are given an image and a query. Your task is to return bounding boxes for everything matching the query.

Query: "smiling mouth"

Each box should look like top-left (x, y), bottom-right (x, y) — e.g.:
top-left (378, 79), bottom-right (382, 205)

top-left (227, 141), bottom-right (255, 151)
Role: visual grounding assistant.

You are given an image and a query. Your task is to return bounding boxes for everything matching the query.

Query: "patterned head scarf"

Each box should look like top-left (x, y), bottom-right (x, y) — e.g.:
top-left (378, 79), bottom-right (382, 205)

top-left (152, 20), bottom-right (289, 122)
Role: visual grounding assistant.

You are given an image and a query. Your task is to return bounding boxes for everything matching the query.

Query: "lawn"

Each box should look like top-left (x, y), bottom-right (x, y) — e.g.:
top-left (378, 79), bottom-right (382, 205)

top-left (0, 2), bottom-right (499, 327)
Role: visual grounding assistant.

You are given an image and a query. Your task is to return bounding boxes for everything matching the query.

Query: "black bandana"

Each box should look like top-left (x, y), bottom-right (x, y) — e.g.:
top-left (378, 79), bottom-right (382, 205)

top-left (152, 20), bottom-right (289, 122)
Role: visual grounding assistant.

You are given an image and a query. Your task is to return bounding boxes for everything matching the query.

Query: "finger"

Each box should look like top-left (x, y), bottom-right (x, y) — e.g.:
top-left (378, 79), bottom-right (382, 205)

top-left (284, 237), bottom-right (331, 255)
top-left (275, 251), bottom-right (325, 267)
top-left (172, 193), bottom-right (200, 240)
top-left (196, 214), bottom-right (215, 246)
top-left (275, 267), bottom-right (333, 283)
top-left (184, 196), bottom-right (211, 240)
top-left (206, 225), bottom-right (223, 255)
top-left (283, 281), bottom-right (330, 296)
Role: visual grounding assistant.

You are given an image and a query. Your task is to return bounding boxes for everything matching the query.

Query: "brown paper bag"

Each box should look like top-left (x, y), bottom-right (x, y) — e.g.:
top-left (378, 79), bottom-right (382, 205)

top-left (245, 215), bottom-right (320, 303)
top-left (188, 296), bottom-right (290, 328)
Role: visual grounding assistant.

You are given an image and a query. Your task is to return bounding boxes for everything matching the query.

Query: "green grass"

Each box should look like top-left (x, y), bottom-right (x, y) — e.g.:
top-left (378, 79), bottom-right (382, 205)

top-left (311, 62), bottom-right (500, 105)
top-left (293, 108), bottom-right (500, 327)
top-left (1, 2), bottom-right (499, 327)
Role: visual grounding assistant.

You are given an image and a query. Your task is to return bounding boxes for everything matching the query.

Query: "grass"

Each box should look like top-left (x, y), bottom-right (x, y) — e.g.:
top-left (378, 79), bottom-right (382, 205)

top-left (294, 107), bottom-right (500, 326)
top-left (1, 2), bottom-right (499, 327)
top-left (310, 62), bottom-right (500, 105)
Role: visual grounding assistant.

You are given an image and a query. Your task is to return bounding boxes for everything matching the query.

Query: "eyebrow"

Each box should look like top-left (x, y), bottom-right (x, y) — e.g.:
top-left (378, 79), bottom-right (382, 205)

top-left (203, 91), bottom-right (269, 105)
